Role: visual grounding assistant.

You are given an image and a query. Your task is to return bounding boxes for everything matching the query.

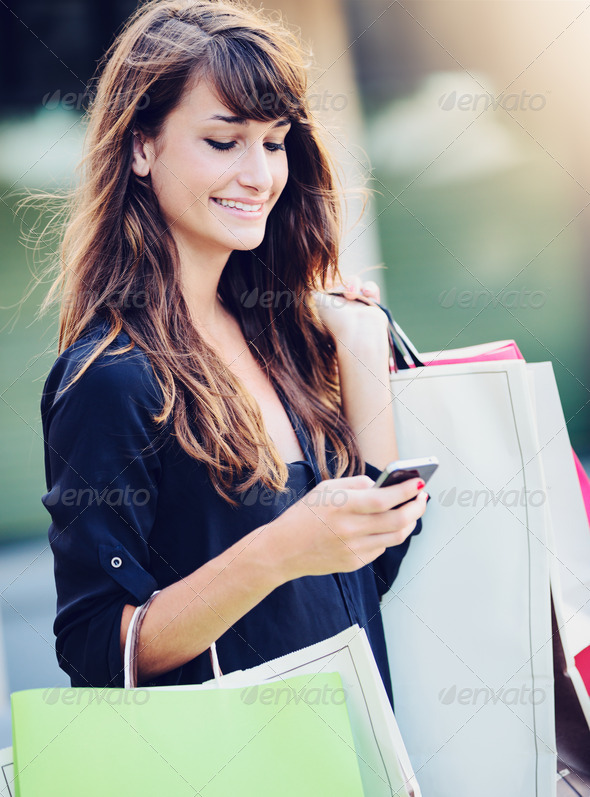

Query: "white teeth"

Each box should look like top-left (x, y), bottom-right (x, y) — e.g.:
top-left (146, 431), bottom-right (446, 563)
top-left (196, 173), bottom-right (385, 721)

top-left (214, 198), bottom-right (262, 212)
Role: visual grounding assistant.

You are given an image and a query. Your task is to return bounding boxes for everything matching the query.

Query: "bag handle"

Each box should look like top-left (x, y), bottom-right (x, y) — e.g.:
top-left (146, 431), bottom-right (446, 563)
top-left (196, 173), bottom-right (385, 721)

top-left (123, 591), bottom-right (223, 689)
top-left (124, 591), bottom-right (160, 689)
top-left (320, 288), bottom-right (424, 371)
top-left (377, 301), bottom-right (424, 371)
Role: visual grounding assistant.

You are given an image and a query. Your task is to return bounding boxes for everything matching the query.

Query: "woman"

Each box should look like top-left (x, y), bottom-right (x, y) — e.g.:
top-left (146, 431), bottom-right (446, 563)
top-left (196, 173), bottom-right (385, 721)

top-left (40, 0), bottom-right (428, 702)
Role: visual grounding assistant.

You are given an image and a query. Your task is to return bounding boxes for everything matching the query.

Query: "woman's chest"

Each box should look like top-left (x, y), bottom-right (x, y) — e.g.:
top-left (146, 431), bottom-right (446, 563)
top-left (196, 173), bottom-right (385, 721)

top-left (219, 339), bottom-right (306, 464)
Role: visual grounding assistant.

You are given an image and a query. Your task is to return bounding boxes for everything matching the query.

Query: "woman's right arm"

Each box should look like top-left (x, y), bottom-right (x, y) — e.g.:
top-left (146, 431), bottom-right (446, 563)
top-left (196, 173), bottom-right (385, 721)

top-left (43, 343), bottom-right (165, 688)
top-left (122, 474), bottom-right (428, 682)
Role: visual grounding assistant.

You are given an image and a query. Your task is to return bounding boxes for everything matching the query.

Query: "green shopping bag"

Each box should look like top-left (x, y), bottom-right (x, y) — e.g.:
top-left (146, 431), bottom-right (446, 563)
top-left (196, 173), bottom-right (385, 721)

top-left (11, 672), bottom-right (364, 797)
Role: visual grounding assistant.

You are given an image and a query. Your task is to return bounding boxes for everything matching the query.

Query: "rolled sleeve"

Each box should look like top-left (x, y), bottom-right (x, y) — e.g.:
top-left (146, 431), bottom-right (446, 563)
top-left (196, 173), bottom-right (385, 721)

top-left (42, 341), bottom-right (164, 687)
top-left (364, 460), bottom-right (423, 599)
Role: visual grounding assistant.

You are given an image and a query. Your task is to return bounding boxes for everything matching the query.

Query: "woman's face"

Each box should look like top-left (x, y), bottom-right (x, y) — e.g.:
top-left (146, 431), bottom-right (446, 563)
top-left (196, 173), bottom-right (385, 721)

top-left (131, 78), bottom-right (291, 260)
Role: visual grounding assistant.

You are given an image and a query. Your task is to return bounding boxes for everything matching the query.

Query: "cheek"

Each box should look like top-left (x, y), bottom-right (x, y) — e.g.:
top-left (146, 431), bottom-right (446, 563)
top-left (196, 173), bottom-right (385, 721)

top-left (152, 138), bottom-right (211, 198)
top-left (274, 157), bottom-right (289, 193)
top-left (151, 152), bottom-right (211, 215)
top-left (150, 168), bottom-right (189, 220)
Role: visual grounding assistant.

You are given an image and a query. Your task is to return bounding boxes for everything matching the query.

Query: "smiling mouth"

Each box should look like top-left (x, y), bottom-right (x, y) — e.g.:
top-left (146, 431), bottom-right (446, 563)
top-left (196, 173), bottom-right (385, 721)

top-left (211, 198), bottom-right (263, 212)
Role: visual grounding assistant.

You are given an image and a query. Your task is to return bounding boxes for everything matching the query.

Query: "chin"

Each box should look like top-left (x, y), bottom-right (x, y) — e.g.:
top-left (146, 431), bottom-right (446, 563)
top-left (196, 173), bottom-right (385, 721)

top-left (225, 231), bottom-right (267, 251)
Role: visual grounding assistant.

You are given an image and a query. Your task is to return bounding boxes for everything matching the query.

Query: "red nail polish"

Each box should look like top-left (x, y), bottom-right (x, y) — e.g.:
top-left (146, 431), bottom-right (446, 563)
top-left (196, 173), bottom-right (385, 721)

top-left (416, 480), bottom-right (425, 490)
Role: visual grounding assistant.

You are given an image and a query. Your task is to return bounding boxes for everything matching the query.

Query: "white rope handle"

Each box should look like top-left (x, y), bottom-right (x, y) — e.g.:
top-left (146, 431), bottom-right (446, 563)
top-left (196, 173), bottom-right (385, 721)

top-left (210, 640), bottom-right (222, 686)
top-left (123, 590), bottom-right (223, 688)
top-left (124, 590), bottom-right (160, 689)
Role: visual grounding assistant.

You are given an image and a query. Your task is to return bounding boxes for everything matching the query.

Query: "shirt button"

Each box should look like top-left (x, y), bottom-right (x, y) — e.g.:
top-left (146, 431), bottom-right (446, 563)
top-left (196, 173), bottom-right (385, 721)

top-left (111, 556), bottom-right (123, 569)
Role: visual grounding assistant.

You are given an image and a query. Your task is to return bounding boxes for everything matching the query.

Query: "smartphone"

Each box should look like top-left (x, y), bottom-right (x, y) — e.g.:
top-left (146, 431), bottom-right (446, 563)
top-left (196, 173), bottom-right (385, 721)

top-left (373, 456), bottom-right (439, 490)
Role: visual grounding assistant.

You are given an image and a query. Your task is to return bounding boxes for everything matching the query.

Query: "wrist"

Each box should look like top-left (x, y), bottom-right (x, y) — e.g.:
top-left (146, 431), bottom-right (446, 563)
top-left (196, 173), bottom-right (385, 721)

top-left (241, 520), bottom-right (295, 590)
top-left (336, 324), bottom-right (390, 380)
top-left (334, 309), bottom-right (389, 359)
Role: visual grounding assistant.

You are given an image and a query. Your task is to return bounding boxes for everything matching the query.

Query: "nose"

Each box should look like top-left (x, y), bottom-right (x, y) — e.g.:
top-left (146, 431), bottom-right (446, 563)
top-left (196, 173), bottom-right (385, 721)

top-left (236, 140), bottom-right (274, 194)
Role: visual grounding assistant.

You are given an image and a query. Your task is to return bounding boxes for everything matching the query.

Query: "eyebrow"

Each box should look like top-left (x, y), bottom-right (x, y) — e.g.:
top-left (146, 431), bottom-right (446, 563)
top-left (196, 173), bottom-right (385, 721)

top-left (206, 114), bottom-right (291, 127)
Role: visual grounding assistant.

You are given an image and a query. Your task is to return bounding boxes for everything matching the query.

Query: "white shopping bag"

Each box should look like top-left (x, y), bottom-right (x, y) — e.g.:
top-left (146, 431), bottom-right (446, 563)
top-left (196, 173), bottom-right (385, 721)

top-left (0, 746), bottom-right (13, 797)
top-left (180, 626), bottom-right (422, 797)
top-left (380, 358), bottom-right (556, 797)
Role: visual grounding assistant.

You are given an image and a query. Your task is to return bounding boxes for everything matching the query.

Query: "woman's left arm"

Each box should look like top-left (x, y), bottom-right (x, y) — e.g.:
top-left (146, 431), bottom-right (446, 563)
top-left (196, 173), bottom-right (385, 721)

top-left (314, 277), bottom-right (424, 597)
top-left (313, 278), bottom-right (398, 471)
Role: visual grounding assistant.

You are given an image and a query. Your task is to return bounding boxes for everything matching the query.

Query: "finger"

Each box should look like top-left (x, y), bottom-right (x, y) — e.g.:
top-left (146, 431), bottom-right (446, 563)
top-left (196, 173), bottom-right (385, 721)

top-left (382, 495), bottom-right (425, 528)
top-left (342, 275), bottom-right (362, 298)
top-left (304, 476), bottom-right (375, 511)
top-left (355, 477), bottom-right (425, 514)
top-left (361, 280), bottom-right (380, 301)
top-left (323, 475), bottom-right (375, 490)
top-left (382, 477), bottom-right (426, 507)
top-left (308, 475), bottom-right (375, 507)
top-left (357, 494), bottom-right (425, 536)
top-left (356, 521), bottom-right (418, 562)
top-left (366, 522), bottom-right (419, 549)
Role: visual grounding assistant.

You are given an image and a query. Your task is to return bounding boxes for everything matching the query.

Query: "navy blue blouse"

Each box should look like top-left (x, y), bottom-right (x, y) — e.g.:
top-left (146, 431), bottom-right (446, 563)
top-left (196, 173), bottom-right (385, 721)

top-left (41, 318), bottom-right (421, 705)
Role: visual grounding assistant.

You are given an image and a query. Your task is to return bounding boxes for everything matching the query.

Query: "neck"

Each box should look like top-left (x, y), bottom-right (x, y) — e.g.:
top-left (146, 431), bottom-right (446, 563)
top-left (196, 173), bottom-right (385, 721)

top-left (175, 235), bottom-right (232, 331)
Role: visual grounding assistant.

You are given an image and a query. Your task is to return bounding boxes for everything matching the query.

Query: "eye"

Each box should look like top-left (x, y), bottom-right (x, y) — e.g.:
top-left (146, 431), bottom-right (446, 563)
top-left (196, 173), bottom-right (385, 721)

top-left (205, 139), bottom-right (236, 151)
top-left (205, 138), bottom-right (286, 153)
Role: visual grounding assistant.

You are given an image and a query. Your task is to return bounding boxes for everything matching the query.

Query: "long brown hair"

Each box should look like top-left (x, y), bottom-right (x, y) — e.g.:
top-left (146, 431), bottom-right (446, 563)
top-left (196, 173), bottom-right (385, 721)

top-left (38, 0), bottom-right (365, 506)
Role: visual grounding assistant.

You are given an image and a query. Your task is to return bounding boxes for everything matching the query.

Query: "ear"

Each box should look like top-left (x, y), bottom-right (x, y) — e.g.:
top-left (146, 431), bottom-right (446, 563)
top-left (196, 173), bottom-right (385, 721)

top-left (131, 130), bottom-right (152, 177)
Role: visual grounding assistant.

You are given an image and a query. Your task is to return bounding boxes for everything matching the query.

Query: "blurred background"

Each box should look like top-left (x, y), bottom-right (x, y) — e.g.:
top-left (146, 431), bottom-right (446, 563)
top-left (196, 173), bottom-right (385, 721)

top-left (1, 0), bottom-right (589, 747)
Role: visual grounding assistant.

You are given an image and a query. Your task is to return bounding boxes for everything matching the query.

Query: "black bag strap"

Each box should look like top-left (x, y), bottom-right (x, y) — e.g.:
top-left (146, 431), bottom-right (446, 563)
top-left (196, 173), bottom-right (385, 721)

top-left (320, 289), bottom-right (424, 371)
top-left (374, 301), bottom-right (424, 371)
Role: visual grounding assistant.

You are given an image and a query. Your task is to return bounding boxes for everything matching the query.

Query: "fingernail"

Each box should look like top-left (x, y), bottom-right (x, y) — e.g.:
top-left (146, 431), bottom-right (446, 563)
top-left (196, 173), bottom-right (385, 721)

top-left (425, 492), bottom-right (431, 503)
top-left (416, 480), bottom-right (425, 490)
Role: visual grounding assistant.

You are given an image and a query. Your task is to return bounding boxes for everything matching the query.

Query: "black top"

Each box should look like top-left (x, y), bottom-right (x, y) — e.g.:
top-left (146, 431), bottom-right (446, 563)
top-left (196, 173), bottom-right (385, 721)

top-left (41, 318), bottom-right (421, 705)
